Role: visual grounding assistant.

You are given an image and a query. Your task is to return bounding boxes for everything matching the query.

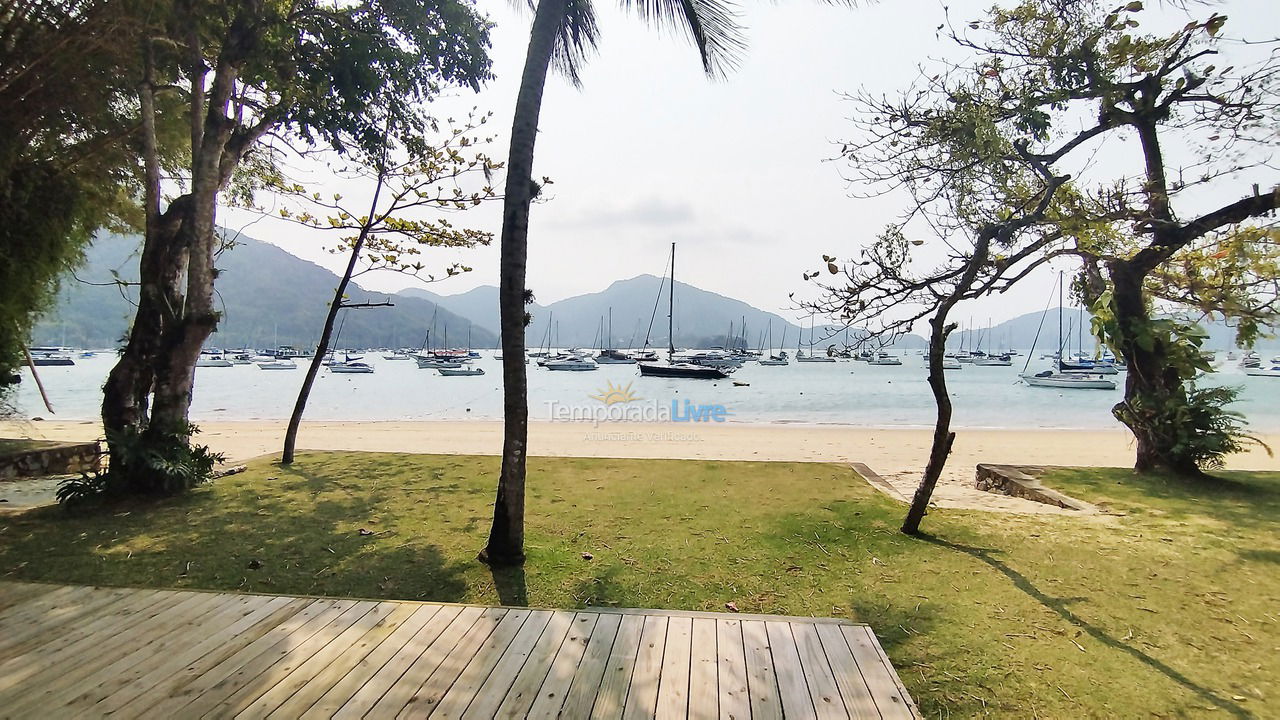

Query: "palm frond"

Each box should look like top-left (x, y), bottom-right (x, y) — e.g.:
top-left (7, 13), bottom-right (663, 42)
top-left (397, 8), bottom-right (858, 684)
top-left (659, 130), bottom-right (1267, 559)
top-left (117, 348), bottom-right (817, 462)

top-left (551, 0), bottom-right (601, 87)
top-left (620, 0), bottom-right (747, 78)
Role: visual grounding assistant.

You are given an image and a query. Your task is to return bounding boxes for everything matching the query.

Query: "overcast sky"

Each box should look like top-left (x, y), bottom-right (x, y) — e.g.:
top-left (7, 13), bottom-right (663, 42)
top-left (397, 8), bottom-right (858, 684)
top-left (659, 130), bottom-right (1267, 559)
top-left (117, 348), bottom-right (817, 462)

top-left (219, 0), bottom-right (1278, 328)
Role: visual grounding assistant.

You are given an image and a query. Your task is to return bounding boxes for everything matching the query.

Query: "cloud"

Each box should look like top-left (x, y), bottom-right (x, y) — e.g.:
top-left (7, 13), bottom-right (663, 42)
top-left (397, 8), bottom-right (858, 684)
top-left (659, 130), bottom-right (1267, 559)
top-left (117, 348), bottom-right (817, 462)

top-left (547, 196), bottom-right (697, 230)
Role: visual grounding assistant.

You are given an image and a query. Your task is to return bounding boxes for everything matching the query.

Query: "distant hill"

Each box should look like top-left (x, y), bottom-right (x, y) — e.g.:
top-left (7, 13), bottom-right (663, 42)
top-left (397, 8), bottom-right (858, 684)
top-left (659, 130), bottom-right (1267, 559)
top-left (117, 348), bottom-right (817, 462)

top-left (34, 233), bottom-right (497, 350)
top-left (947, 307), bottom-right (1278, 353)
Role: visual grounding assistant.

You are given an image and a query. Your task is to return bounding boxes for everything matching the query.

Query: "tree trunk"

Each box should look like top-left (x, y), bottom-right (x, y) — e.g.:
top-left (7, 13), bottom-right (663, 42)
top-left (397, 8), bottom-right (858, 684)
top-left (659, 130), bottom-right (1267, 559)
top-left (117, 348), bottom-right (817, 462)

top-left (282, 143), bottom-right (390, 465)
top-left (481, 0), bottom-right (568, 567)
top-left (1106, 260), bottom-right (1200, 476)
top-left (900, 232), bottom-right (990, 535)
top-left (901, 312), bottom-right (957, 535)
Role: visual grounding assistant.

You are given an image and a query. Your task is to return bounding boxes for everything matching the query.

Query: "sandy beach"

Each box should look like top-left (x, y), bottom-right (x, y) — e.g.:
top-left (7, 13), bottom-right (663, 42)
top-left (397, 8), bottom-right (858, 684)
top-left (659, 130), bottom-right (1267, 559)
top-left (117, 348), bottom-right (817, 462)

top-left (5, 419), bottom-right (1276, 514)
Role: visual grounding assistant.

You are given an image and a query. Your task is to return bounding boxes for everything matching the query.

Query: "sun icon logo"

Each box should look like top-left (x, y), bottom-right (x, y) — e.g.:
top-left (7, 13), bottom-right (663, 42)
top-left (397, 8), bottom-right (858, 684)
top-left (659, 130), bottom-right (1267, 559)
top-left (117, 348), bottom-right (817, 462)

top-left (590, 380), bottom-right (641, 405)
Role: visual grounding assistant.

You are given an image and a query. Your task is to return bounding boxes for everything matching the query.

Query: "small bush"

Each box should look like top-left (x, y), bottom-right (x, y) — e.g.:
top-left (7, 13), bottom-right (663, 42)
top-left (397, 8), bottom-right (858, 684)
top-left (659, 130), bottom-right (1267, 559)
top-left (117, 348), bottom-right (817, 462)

top-left (57, 422), bottom-right (225, 506)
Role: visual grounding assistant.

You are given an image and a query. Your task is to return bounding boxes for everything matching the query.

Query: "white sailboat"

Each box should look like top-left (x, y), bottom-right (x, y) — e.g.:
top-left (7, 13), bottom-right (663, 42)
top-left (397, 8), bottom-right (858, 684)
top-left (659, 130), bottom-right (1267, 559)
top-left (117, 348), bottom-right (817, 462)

top-left (1020, 273), bottom-right (1116, 391)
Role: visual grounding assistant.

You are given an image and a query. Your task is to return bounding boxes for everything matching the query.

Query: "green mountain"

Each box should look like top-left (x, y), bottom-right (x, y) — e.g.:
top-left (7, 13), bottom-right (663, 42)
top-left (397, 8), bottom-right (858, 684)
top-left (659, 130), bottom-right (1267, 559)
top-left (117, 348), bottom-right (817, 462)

top-left (34, 233), bottom-right (497, 350)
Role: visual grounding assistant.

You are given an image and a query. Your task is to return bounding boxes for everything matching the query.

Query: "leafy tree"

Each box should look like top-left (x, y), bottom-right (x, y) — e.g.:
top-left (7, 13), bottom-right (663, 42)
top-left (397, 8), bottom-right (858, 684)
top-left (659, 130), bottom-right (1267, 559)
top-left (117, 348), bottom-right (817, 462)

top-left (100, 0), bottom-right (492, 495)
top-left (256, 112), bottom-right (501, 465)
top-left (820, 0), bottom-right (1277, 480)
top-left (0, 1), bottom-right (147, 404)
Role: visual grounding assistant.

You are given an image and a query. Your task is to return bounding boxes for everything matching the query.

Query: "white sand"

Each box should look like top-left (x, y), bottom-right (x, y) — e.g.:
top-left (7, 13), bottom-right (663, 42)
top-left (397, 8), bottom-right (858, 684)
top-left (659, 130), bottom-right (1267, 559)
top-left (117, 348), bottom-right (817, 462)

top-left (5, 419), bottom-right (1276, 514)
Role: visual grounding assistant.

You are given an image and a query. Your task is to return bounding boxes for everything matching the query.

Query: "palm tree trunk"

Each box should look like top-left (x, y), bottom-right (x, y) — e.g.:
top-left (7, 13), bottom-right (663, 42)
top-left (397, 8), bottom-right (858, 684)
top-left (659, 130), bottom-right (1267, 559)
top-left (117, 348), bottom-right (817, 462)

top-left (481, 0), bottom-right (568, 567)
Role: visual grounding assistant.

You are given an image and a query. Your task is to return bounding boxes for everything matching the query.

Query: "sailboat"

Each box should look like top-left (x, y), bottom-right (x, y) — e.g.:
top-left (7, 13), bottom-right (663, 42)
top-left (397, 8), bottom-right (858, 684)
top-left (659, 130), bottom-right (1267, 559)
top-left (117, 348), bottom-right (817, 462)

top-left (1021, 273), bottom-right (1117, 390)
top-left (638, 244), bottom-right (731, 379)
top-left (758, 320), bottom-right (789, 366)
top-left (795, 315), bottom-right (836, 362)
top-left (596, 309), bottom-right (636, 364)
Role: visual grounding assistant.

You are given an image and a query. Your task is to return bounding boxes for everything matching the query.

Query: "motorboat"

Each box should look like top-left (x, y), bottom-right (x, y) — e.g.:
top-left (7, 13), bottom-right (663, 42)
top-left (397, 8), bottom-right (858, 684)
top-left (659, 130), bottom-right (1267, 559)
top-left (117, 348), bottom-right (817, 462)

top-left (545, 356), bottom-right (598, 371)
top-left (867, 352), bottom-right (902, 366)
top-left (595, 349), bottom-right (637, 364)
top-left (435, 363), bottom-right (483, 376)
top-left (1021, 370), bottom-right (1116, 390)
top-left (1244, 364), bottom-right (1280, 378)
top-left (941, 357), bottom-right (962, 370)
top-left (414, 355), bottom-right (464, 369)
top-left (973, 354), bottom-right (1013, 367)
top-left (329, 359), bottom-right (374, 373)
top-left (196, 356), bottom-right (233, 368)
top-left (257, 359), bottom-right (297, 370)
top-left (795, 351), bottom-right (836, 363)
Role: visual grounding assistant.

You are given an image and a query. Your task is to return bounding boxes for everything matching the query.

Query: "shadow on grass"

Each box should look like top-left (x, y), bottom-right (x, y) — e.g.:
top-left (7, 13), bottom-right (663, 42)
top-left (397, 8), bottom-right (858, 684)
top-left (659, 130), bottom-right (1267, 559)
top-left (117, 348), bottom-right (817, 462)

top-left (489, 564), bottom-right (528, 606)
top-left (918, 533), bottom-right (1254, 720)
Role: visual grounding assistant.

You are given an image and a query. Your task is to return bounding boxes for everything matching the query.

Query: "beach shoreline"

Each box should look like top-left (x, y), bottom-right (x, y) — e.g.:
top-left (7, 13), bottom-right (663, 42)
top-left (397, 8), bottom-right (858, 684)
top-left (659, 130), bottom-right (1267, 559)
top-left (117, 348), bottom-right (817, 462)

top-left (5, 418), bottom-right (1275, 470)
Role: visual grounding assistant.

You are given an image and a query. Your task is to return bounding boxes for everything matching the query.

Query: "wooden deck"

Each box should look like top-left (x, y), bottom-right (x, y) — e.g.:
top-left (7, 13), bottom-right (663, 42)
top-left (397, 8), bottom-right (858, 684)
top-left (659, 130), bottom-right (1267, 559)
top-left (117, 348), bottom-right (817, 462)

top-left (0, 581), bottom-right (918, 719)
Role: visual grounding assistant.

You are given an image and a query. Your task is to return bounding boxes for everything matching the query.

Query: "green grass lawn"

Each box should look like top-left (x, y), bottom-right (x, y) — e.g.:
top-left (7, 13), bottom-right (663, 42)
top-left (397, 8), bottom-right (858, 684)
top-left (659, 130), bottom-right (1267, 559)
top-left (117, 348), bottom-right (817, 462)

top-left (0, 453), bottom-right (1275, 718)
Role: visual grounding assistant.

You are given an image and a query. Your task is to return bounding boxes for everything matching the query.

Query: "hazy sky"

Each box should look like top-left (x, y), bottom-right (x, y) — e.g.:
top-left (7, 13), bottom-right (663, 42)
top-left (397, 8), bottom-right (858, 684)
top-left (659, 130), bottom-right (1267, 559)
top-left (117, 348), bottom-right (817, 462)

top-left (219, 0), bottom-right (1278, 328)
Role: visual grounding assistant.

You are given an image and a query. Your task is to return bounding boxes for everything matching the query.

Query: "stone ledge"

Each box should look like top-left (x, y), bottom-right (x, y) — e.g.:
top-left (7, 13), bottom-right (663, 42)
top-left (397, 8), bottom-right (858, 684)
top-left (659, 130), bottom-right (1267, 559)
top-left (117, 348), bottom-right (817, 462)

top-left (974, 464), bottom-right (1099, 512)
top-left (0, 440), bottom-right (103, 481)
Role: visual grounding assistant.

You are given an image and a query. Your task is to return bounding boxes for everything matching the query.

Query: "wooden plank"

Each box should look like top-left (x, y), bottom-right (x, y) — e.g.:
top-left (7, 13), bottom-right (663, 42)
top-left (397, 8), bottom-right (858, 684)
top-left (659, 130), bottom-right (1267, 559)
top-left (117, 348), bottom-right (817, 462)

top-left (0, 586), bottom-right (130, 658)
top-left (0, 590), bottom-right (221, 711)
top-left (395, 607), bottom-right (507, 719)
top-left (265, 602), bottom-right (422, 719)
top-left (765, 621), bottom-right (817, 720)
top-left (556, 612), bottom-right (622, 720)
top-left (0, 584), bottom-right (79, 629)
top-left (207, 600), bottom-right (378, 718)
top-left (590, 613), bottom-right (645, 720)
top-left (490, 610), bottom-right (577, 720)
top-left (525, 612), bottom-right (599, 720)
top-left (686, 618), bottom-right (718, 720)
top-left (297, 604), bottom-right (441, 720)
top-left (841, 625), bottom-right (917, 720)
top-left (238, 600), bottom-right (407, 718)
top-left (334, 604), bottom-right (463, 720)
top-left (60, 592), bottom-right (278, 714)
top-left (655, 615), bottom-right (692, 720)
top-left (0, 582), bottom-right (58, 612)
top-left (714, 618), bottom-right (749, 720)
top-left (741, 620), bottom-right (783, 720)
top-left (621, 614), bottom-right (669, 720)
top-left (457, 609), bottom-right (554, 720)
top-left (814, 623), bottom-right (880, 720)
top-left (429, 608), bottom-right (534, 720)
top-left (144, 599), bottom-right (346, 719)
top-left (361, 605), bottom-right (486, 718)
top-left (792, 622), bottom-right (850, 720)
top-left (0, 588), bottom-right (175, 683)
top-left (589, 605), bottom-right (854, 625)
top-left (97, 596), bottom-right (308, 717)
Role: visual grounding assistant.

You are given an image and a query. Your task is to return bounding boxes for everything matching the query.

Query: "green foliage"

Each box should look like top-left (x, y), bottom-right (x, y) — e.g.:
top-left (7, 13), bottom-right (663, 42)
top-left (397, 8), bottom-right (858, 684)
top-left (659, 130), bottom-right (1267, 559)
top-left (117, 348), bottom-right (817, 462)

top-left (57, 423), bottom-right (225, 506)
top-left (1090, 294), bottom-right (1269, 471)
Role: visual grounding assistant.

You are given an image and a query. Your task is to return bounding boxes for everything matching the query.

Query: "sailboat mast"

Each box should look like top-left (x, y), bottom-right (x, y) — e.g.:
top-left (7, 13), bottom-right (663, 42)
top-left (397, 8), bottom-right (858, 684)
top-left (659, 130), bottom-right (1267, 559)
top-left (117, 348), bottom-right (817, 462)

top-left (667, 242), bottom-right (676, 360)
top-left (1058, 271), bottom-right (1064, 368)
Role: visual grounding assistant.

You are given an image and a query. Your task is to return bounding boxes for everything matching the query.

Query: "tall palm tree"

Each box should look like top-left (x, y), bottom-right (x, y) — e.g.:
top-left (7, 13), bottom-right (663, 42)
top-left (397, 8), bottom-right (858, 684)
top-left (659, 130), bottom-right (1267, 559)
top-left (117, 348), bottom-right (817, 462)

top-left (480, 0), bottom-right (747, 566)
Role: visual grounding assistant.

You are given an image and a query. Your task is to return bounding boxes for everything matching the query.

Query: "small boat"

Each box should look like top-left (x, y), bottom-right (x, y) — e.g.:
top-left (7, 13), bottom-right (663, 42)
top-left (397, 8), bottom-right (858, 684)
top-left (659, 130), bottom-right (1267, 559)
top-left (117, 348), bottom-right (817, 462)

top-left (1021, 370), bottom-right (1116, 390)
top-left (867, 352), bottom-right (902, 366)
top-left (758, 356), bottom-right (789, 366)
top-left (196, 356), bottom-right (233, 368)
top-left (257, 359), bottom-right (297, 370)
top-left (1244, 364), bottom-right (1280, 378)
top-left (795, 352), bottom-right (836, 363)
top-left (29, 347), bottom-right (76, 366)
top-left (414, 355), bottom-right (463, 369)
top-left (941, 357), bottom-right (962, 370)
top-left (545, 357), bottom-right (598, 371)
top-left (595, 349), bottom-right (637, 364)
top-left (382, 352), bottom-right (412, 361)
top-left (973, 354), bottom-right (1013, 367)
top-left (1059, 358), bottom-right (1119, 374)
top-left (329, 359), bottom-right (374, 373)
top-left (438, 366), bottom-right (485, 377)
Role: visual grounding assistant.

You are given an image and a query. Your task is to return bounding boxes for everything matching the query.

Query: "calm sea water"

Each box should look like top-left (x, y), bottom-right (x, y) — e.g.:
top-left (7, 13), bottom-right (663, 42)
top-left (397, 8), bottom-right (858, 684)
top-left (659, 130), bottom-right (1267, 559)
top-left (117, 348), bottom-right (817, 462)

top-left (10, 352), bottom-right (1280, 431)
